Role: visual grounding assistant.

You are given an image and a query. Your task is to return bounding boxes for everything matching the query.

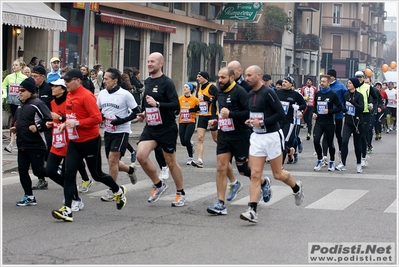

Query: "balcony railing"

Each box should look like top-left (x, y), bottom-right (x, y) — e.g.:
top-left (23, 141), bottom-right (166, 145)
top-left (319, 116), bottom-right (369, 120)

top-left (295, 34), bottom-right (320, 51)
top-left (297, 3), bottom-right (320, 12)
top-left (322, 17), bottom-right (361, 30)
top-left (322, 48), bottom-right (362, 60)
top-left (224, 26), bottom-right (283, 45)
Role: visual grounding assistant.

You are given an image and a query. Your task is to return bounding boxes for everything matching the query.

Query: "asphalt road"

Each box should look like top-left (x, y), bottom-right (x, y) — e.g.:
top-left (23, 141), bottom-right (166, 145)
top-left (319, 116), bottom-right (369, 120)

top-left (1, 125), bottom-right (397, 266)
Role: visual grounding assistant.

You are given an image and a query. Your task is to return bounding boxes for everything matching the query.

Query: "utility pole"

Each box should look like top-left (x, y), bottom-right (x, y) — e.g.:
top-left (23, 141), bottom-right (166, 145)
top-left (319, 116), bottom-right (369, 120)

top-left (81, 3), bottom-right (90, 66)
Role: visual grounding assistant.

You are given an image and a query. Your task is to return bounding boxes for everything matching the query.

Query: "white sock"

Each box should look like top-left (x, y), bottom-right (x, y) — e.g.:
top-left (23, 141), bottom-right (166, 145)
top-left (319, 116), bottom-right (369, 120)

top-left (231, 180), bottom-right (238, 185)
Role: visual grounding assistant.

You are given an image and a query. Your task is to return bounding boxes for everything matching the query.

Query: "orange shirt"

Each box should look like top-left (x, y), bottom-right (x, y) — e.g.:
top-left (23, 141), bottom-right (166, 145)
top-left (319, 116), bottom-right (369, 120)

top-left (178, 94), bottom-right (199, 124)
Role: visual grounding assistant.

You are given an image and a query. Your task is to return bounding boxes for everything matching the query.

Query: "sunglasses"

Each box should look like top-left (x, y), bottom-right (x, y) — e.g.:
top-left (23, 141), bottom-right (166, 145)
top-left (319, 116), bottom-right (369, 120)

top-left (356, 76), bottom-right (363, 78)
top-left (19, 89), bottom-right (27, 92)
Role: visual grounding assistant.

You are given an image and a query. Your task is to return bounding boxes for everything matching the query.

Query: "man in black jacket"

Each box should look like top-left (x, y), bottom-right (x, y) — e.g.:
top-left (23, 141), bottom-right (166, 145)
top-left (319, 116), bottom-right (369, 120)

top-left (12, 78), bottom-right (52, 206)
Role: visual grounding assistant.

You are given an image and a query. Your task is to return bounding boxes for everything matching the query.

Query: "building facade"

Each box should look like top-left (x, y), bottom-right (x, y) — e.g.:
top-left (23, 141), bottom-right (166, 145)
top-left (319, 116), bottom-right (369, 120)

top-left (2, 2), bottom-right (227, 94)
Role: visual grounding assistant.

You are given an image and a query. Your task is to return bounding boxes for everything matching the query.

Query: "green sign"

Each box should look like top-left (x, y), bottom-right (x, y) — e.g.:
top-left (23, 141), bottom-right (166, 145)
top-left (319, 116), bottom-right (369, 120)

top-left (218, 3), bottom-right (262, 21)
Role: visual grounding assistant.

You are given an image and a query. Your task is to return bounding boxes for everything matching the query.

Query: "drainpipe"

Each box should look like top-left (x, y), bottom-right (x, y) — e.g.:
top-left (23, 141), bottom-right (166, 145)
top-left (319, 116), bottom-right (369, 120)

top-left (293, 3), bottom-right (298, 79)
top-left (81, 3), bottom-right (90, 66)
top-left (316, 2), bottom-right (323, 86)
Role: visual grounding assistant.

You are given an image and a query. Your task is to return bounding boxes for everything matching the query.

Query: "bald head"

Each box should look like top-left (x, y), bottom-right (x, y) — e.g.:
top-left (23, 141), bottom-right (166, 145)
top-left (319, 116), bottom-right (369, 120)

top-left (227, 60), bottom-right (243, 80)
top-left (148, 52), bottom-right (165, 77)
top-left (245, 65), bottom-right (263, 91)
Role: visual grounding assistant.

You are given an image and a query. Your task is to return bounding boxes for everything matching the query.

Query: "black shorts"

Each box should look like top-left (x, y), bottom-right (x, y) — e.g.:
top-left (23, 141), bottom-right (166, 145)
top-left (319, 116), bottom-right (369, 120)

top-left (139, 124), bottom-right (178, 154)
top-left (216, 131), bottom-right (250, 161)
top-left (197, 115), bottom-right (218, 131)
top-left (385, 107), bottom-right (397, 118)
top-left (104, 132), bottom-right (130, 158)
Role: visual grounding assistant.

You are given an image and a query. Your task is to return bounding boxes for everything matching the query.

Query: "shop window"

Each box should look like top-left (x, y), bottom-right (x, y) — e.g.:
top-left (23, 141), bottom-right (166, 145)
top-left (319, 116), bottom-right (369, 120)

top-left (124, 39), bottom-right (140, 70)
top-left (191, 3), bottom-right (206, 16)
top-left (174, 3), bottom-right (184, 10)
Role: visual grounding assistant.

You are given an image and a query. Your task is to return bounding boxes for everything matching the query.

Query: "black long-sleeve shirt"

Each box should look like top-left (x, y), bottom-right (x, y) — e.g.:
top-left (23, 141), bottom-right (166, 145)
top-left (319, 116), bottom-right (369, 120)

top-left (247, 85), bottom-right (285, 133)
top-left (142, 74), bottom-right (179, 132)
top-left (275, 89), bottom-right (307, 124)
top-left (343, 90), bottom-right (364, 126)
top-left (213, 83), bottom-right (250, 137)
top-left (313, 88), bottom-right (343, 126)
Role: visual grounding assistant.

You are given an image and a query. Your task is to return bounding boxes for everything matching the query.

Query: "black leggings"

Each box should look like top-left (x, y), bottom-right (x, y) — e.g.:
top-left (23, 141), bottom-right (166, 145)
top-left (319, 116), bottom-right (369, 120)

top-left (179, 123), bottom-right (196, 157)
top-left (314, 123), bottom-right (335, 161)
top-left (303, 106), bottom-right (314, 135)
top-left (154, 145), bottom-right (166, 169)
top-left (360, 113), bottom-right (370, 158)
top-left (64, 135), bottom-right (119, 208)
top-left (17, 149), bottom-right (47, 196)
top-left (341, 123), bottom-right (362, 166)
top-left (322, 118), bottom-right (342, 155)
top-left (46, 152), bottom-right (80, 200)
top-left (367, 113), bottom-right (376, 147)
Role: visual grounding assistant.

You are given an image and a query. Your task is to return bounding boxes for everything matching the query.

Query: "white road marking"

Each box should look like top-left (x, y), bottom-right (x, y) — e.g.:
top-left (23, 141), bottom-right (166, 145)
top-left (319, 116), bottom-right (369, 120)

top-left (305, 189), bottom-right (368, 210)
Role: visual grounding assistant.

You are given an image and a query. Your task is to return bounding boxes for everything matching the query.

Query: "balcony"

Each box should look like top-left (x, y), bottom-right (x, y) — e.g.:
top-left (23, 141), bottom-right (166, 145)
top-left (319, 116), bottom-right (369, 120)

top-left (295, 34), bottom-right (320, 51)
top-left (224, 26), bottom-right (283, 45)
top-left (296, 3), bottom-right (320, 12)
top-left (322, 17), bottom-right (361, 32)
top-left (322, 48), bottom-right (361, 60)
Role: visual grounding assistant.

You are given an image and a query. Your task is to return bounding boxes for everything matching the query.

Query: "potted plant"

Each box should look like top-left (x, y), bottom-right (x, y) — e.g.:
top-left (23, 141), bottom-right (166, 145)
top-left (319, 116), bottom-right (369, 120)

top-left (263, 5), bottom-right (292, 33)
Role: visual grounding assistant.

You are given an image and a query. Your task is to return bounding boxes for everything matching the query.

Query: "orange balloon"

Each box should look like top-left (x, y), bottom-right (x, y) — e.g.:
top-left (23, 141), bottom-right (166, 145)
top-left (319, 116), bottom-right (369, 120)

top-left (364, 68), bottom-right (373, 77)
top-left (382, 64), bottom-right (389, 73)
top-left (390, 61), bottom-right (397, 69)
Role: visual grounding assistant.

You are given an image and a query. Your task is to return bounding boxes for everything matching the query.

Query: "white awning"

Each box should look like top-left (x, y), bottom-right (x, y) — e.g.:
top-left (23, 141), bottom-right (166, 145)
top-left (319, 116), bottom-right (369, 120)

top-left (2, 2), bottom-right (67, 32)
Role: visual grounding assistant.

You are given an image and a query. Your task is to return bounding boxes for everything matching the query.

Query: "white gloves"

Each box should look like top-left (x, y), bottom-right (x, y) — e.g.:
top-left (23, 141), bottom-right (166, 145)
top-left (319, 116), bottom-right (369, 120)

top-left (368, 103), bottom-right (374, 110)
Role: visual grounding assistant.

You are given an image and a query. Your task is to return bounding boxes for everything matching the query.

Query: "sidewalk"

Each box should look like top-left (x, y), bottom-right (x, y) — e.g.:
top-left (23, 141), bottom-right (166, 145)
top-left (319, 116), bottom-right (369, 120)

top-left (1, 122), bottom-right (145, 174)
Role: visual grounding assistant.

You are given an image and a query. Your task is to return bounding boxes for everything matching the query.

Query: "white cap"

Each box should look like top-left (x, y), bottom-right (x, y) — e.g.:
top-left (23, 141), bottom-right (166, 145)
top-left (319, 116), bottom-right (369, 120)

top-left (49, 78), bottom-right (66, 88)
top-left (355, 71), bottom-right (364, 77)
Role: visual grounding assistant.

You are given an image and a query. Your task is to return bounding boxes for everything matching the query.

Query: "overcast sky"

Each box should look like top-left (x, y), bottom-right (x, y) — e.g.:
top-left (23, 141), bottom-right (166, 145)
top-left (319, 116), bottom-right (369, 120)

top-left (385, 2), bottom-right (398, 17)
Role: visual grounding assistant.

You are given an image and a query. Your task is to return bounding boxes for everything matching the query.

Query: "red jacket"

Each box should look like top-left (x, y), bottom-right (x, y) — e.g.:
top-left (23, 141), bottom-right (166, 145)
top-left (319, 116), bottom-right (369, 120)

top-left (65, 85), bottom-right (101, 142)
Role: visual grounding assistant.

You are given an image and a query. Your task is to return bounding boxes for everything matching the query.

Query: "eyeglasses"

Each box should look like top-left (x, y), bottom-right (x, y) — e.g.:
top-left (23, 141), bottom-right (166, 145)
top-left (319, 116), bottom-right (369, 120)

top-left (19, 89), bottom-right (27, 92)
top-left (356, 76), bottom-right (363, 78)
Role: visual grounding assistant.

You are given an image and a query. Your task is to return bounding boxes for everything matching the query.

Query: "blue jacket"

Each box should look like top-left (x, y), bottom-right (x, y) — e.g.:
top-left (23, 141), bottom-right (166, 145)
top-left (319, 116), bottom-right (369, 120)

top-left (329, 80), bottom-right (347, 119)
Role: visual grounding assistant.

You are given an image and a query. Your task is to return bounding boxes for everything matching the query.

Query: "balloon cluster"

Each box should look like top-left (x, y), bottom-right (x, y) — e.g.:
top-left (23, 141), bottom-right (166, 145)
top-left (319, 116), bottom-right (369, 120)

top-left (381, 61), bottom-right (397, 73)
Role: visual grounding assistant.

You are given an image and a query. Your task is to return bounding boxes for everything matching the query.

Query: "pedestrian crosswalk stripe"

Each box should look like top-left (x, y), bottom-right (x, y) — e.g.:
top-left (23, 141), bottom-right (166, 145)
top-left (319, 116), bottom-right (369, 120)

top-left (159, 182), bottom-right (217, 202)
top-left (87, 179), bottom-right (154, 197)
top-left (305, 189), bottom-right (368, 210)
top-left (384, 199), bottom-right (397, 213)
top-left (230, 185), bottom-right (293, 206)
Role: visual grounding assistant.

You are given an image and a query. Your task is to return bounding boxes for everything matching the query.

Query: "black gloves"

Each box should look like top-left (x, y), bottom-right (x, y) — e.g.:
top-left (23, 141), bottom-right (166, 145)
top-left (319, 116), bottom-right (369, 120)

top-left (203, 95), bottom-right (213, 103)
top-left (111, 115), bottom-right (127, 126)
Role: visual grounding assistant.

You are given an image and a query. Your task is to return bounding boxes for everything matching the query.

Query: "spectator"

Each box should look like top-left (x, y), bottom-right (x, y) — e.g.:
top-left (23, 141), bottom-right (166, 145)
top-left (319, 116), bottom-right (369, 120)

top-left (90, 69), bottom-right (101, 97)
top-left (22, 66), bottom-right (31, 77)
top-left (131, 69), bottom-right (144, 107)
top-left (38, 59), bottom-right (46, 69)
top-left (47, 57), bottom-right (61, 83)
top-left (27, 57), bottom-right (38, 70)
top-left (80, 65), bottom-right (95, 94)
top-left (121, 67), bottom-right (134, 94)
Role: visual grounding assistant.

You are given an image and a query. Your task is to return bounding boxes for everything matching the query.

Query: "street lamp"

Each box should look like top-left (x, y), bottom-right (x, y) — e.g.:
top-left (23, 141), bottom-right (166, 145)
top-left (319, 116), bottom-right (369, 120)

top-left (15, 27), bottom-right (22, 35)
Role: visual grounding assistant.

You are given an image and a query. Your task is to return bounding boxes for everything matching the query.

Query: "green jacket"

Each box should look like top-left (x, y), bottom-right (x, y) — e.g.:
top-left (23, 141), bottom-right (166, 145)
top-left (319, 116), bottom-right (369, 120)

top-left (2, 71), bottom-right (27, 105)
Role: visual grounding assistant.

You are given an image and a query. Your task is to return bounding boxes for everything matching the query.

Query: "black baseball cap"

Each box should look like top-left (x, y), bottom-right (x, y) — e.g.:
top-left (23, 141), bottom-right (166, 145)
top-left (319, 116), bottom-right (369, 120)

top-left (62, 69), bottom-right (83, 80)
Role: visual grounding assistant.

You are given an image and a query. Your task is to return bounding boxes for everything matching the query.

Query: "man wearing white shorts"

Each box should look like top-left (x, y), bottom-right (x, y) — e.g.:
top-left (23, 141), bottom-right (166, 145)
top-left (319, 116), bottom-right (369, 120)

top-left (239, 65), bottom-right (304, 224)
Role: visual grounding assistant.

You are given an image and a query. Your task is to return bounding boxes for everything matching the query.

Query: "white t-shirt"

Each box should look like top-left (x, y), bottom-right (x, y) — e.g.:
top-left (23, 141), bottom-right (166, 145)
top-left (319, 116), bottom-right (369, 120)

top-left (385, 89), bottom-right (397, 108)
top-left (97, 87), bottom-right (138, 133)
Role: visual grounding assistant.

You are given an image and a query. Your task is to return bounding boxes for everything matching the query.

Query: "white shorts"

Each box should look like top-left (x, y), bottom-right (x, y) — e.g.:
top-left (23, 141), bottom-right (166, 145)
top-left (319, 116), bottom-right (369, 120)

top-left (249, 129), bottom-right (284, 160)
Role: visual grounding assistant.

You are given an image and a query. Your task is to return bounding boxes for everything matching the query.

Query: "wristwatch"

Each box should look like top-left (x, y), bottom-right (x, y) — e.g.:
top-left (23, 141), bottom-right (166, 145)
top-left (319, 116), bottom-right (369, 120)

top-left (156, 101), bottom-right (160, 108)
top-left (75, 120), bottom-right (80, 126)
top-left (58, 116), bottom-right (65, 122)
